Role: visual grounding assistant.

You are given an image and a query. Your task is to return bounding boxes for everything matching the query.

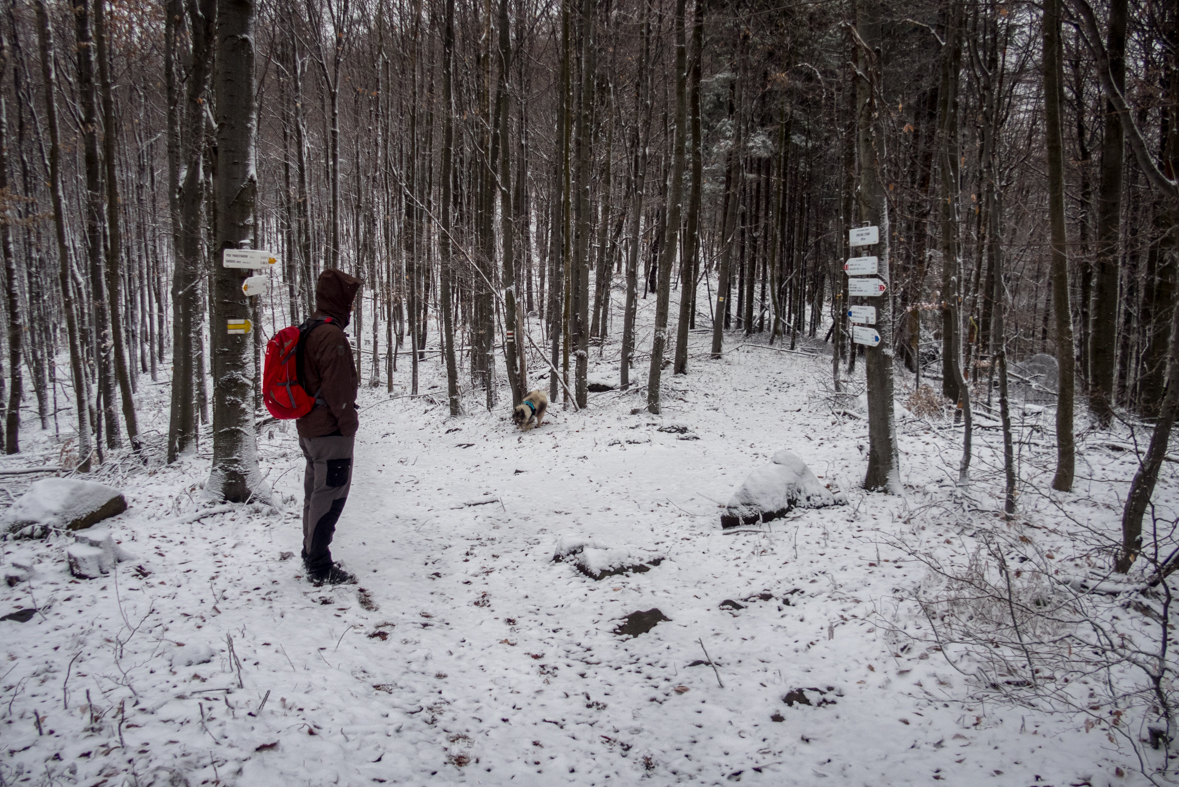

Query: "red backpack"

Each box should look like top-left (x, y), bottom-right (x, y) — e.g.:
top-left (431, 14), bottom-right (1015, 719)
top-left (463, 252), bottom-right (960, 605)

top-left (262, 317), bottom-right (333, 419)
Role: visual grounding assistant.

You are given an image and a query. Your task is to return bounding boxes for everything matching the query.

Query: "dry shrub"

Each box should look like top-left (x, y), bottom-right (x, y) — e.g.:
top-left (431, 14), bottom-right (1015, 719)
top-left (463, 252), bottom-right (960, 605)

top-left (906, 384), bottom-right (950, 418)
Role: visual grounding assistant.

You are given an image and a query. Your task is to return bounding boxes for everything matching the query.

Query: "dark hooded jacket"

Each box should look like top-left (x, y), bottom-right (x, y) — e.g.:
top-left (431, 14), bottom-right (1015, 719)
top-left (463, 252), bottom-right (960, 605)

top-left (297, 270), bottom-right (361, 439)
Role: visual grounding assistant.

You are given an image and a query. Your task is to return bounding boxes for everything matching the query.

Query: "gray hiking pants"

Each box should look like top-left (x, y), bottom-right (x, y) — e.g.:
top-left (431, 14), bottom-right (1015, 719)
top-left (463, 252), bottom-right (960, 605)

top-left (300, 434), bottom-right (354, 575)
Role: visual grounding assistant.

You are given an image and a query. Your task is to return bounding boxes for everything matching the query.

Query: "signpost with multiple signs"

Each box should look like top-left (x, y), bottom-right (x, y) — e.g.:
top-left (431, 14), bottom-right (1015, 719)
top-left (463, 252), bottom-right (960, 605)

top-left (846, 226), bottom-right (883, 346)
top-left (223, 249), bottom-right (274, 335)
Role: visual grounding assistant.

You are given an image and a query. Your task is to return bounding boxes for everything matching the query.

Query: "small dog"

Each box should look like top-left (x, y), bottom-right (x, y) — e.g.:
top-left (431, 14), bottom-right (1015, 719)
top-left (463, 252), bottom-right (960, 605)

top-left (512, 389), bottom-right (548, 431)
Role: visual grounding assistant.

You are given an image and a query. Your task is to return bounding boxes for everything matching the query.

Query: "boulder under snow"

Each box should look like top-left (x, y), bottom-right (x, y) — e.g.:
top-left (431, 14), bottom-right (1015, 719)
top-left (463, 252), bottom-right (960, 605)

top-left (3, 478), bottom-right (126, 536)
top-left (553, 536), bottom-right (664, 580)
top-left (721, 450), bottom-right (847, 529)
top-left (66, 527), bottom-right (134, 579)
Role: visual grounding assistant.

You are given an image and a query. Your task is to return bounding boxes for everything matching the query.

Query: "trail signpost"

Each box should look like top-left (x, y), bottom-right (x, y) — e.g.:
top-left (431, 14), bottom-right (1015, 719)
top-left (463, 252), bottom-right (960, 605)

top-left (226, 319), bottom-right (252, 335)
top-left (852, 326), bottom-right (881, 346)
top-left (242, 274), bottom-right (270, 297)
top-left (223, 248), bottom-right (278, 269)
top-left (844, 256), bottom-right (878, 276)
top-left (848, 277), bottom-right (888, 297)
top-left (847, 305), bottom-right (877, 324)
top-left (849, 226), bottom-right (879, 247)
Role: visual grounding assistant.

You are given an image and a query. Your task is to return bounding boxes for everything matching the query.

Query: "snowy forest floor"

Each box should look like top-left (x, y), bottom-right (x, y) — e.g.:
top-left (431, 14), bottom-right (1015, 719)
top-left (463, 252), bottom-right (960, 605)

top-left (2, 287), bottom-right (1178, 786)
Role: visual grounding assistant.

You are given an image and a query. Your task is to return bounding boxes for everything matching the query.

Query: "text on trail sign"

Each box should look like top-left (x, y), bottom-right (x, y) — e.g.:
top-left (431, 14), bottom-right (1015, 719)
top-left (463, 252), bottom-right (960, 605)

top-left (852, 326), bottom-right (882, 347)
top-left (849, 226), bottom-right (879, 247)
top-left (844, 256), bottom-right (879, 276)
top-left (847, 305), bottom-right (877, 324)
top-left (226, 319), bottom-right (253, 335)
top-left (848, 277), bottom-right (888, 297)
top-left (223, 249), bottom-right (278, 269)
top-left (242, 275), bottom-right (271, 297)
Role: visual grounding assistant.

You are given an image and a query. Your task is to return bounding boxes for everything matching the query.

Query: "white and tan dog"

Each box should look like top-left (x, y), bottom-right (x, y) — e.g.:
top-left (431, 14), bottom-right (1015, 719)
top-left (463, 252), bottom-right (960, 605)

top-left (512, 389), bottom-right (549, 431)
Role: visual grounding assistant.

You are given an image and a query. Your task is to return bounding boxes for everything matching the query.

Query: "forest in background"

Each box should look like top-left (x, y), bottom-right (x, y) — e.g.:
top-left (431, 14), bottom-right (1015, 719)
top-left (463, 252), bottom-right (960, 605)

top-left (0, 0), bottom-right (1176, 564)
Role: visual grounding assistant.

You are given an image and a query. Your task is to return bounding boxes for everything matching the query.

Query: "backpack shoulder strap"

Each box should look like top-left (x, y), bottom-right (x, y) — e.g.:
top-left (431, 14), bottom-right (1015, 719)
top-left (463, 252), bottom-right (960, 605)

top-left (294, 316), bottom-right (334, 391)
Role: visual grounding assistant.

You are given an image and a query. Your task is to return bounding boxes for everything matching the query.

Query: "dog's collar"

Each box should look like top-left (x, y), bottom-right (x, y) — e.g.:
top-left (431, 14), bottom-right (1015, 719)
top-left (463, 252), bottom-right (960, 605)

top-left (523, 400), bottom-right (536, 414)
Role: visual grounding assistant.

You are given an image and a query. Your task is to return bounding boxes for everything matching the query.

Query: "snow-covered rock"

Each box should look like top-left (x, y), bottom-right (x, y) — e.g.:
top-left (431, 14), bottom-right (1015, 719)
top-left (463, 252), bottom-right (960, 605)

top-left (4, 554), bottom-right (34, 587)
top-left (721, 450), bottom-right (847, 528)
top-left (66, 544), bottom-right (113, 579)
top-left (64, 528), bottom-right (133, 579)
top-left (3, 478), bottom-right (126, 534)
top-left (553, 536), bottom-right (664, 580)
top-left (171, 644), bottom-right (217, 669)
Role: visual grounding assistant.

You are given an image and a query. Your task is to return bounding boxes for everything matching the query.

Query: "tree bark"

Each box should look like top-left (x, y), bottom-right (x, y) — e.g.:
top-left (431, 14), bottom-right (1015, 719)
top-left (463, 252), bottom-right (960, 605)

top-left (97, 0), bottom-right (140, 452)
top-left (571, 0), bottom-right (594, 409)
top-left (856, 0), bottom-right (898, 493)
top-left (34, 0), bottom-right (93, 472)
top-left (1044, 0), bottom-right (1076, 492)
top-left (167, 0), bottom-right (215, 463)
top-left (207, 0), bottom-right (265, 502)
top-left (440, 0), bottom-right (460, 416)
top-left (74, 0), bottom-right (119, 452)
top-left (1088, 0), bottom-right (1127, 427)
top-left (673, 0), bottom-right (703, 376)
top-left (646, 0), bottom-right (687, 415)
top-left (0, 31), bottom-right (20, 454)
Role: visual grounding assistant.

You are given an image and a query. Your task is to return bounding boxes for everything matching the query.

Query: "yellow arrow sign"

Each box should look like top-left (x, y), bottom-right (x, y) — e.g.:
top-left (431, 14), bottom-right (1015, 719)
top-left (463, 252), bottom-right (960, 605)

top-left (227, 319), bottom-right (252, 335)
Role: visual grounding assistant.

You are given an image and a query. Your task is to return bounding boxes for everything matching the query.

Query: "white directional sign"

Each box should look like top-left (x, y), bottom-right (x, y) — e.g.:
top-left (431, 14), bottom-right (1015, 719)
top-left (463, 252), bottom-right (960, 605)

top-left (849, 226), bottom-right (879, 247)
top-left (226, 319), bottom-right (252, 335)
top-left (848, 277), bottom-right (888, 297)
top-left (847, 305), bottom-right (877, 324)
top-left (223, 249), bottom-right (278, 269)
top-left (844, 256), bottom-right (879, 276)
top-left (242, 275), bottom-right (271, 297)
top-left (852, 326), bottom-right (882, 347)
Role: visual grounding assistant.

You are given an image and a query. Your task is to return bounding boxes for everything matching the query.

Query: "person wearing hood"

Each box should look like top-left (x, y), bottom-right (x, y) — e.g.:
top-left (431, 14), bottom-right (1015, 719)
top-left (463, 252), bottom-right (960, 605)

top-left (298, 269), bottom-right (362, 585)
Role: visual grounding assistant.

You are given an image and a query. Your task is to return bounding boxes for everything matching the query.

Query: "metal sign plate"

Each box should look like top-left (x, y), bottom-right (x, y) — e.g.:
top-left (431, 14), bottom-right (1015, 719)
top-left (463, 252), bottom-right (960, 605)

top-left (844, 256), bottom-right (878, 276)
top-left (849, 226), bottom-right (879, 247)
top-left (847, 305), bottom-right (877, 324)
top-left (847, 277), bottom-right (888, 297)
top-left (242, 275), bottom-right (271, 297)
top-left (852, 325), bottom-right (882, 346)
top-left (223, 249), bottom-right (278, 269)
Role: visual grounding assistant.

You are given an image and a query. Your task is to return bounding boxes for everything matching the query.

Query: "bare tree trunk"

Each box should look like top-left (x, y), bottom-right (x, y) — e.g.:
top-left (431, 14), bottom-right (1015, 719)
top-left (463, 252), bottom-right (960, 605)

top-left (856, 0), bottom-right (898, 493)
top-left (938, 0), bottom-right (962, 406)
top-left (1044, 0), bottom-right (1075, 492)
top-left (498, 0), bottom-right (522, 406)
top-left (647, 0), bottom-right (687, 414)
top-left (97, 0), bottom-right (139, 452)
top-left (440, 0), bottom-right (460, 415)
top-left (34, 0), bottom-right (92, 472)
top-left (207, 0), bottom-right (264, 502)
top-left (620, 5), bottom-right (650, 391)
top-left (1087, 0), bottom-right (1127, 427)
top-left (571, 0), bottom-right (594, 409)
top-left (673, 0), bottom-right (702, 376)
top-left (74, 0), bottom-right (118, 452)
top-left (0, 32), bottom-right (21, 454)
top-left (547, 0), bottom-right (569, 402)
top-left (711, 71), bottom-right (742, 360)
top-left (167, 0), bottom-right (215, 463)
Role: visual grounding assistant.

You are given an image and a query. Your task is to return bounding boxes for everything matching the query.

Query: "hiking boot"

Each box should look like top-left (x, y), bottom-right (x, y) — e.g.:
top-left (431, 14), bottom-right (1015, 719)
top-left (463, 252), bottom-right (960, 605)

top-left (309, 563), bottom-right (357, 586)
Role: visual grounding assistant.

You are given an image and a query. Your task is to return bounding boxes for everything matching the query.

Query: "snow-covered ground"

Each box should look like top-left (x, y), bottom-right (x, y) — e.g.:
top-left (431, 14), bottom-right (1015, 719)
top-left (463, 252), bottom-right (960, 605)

top-left (2, 287), bottom-right (1176, 786)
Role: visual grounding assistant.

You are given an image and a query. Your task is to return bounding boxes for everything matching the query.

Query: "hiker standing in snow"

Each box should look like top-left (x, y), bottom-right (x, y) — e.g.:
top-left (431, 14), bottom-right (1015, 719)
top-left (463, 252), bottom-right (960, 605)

top-left (298, 269), bottom-right (362, 585)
